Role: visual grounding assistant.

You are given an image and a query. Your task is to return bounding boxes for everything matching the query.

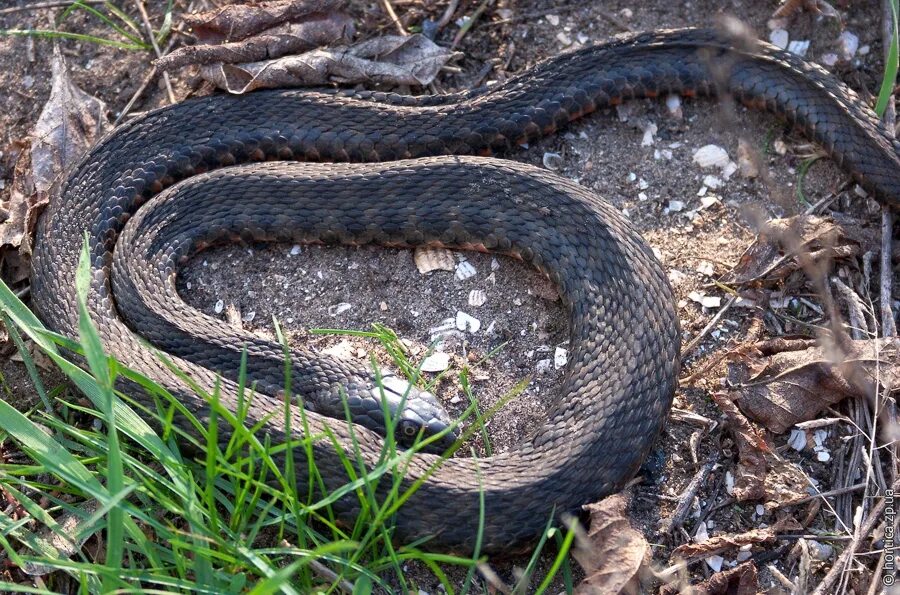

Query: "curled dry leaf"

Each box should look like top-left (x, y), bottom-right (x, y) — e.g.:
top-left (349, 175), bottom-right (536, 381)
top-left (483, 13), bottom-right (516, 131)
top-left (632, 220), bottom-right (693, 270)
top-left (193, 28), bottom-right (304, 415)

top-left (157, 14), bottom-right (354, 71)
top-left (661, 561), bottom-right (758, 595)
top-left (711, 393), bottom-right (767, 501)
top-left (574, 494), bottom-right (650, 594)
top-left (182, 0), bottom-right (345, 43)
top-left (727, 338), bottom-right (899, 434)
top-left (725, 214), bottom-right (890, 286)
top-left (0, 49), bottom-right (107, 283)
top-left (202, 34), bottom-right (460, 93)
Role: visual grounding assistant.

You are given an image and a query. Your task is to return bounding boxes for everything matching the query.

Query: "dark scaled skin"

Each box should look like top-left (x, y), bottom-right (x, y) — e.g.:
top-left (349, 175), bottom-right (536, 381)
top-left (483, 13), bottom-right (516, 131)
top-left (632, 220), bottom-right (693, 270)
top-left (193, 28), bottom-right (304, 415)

top-left (31, 28), bottom-right (900, 553)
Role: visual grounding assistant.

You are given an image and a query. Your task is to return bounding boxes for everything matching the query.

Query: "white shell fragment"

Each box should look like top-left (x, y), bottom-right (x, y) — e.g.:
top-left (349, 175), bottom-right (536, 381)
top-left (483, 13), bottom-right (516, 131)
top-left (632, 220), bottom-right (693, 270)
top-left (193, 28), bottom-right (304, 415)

top-left (788, 429), bottom-right (807, 451)
top-left (692, 144), bottom-right (730, 169)
top-left (414, 247), bottom-right (455, 274)
top-left (455, 311), bottom-right (481, 333)
top-left (542, 151), bottom-right (563, 170)
top-left (554, 346), bottom-right (568, 369)
top-left (689, 291), bottom-right (721, 309)
top-left (455, 260), bottom-right (477, 281)
top-left (328, 302), bottom-right (351, 316)
top-left (769, 29), bottom-right (789, 50)
top-left (420, 351), bottom-right (450, 372)
top-left (468, 289), bottom-right (487, 307)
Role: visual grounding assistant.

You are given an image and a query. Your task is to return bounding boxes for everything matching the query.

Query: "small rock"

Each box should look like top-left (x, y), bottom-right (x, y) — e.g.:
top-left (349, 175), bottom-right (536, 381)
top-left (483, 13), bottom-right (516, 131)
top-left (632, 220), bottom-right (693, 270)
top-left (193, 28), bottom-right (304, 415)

top-left (705, 555), bottom-right (724, 573)
top-left (665, 94), bottom-right (682, 119)
top-left (788, 429), bottom-right (807, 451)
top-left (641, 122), bottom-right (657, 146)
top-left (773, 138), bottom-right (788, 155)
top-left (556, 32), bottom-right (572, 46)
top-left (455, 311), bottom-right (481, 333)
top-left (536, 359), bottom-right (553, 374)
top-left (415, 247), bottom-right (455, 274)
top-left (328, 302), bottom-right (351, 316)
top-left (455, 260), bottom-right (477, 281)
top-left (769, 29), bottom-right (789, 50)
top-left (421, 352), bottom-right (450, 372)
top-left (380, 301), bottom-right (388, 311)
top-left (554, 346), bottom-right (568, 369)
top-left (668, 269), bottom-right (687, 285)
top-left (490, 257), bottom-right (500, 271)
top-left (737, 138), bottom-right (759, 178)
top-left (214, 299), bottom-right (224, 314)
top-left (839, 31), bottom-right (859, 60)
top-left (667, 200), bottom-right (685, 213)
top-left (696, 261), bottom-right (715, 276)
top-left (700, 195), bottom-right (720, 209)
top-left (545, 14), bottom-right (559, 26)
top-left (702, 175), bottom-right (723, 190)
top-left (468, 289), bottom-right (487, 307)
top-left (689, 291), bottom-right (721, 309)
top-left (808, 540), bottom-right (834, 561)
top-left (323, 341), bottom-right (355, 359)
top-left (289, 245), bottom-right (301, 256)
top-left (241, 310), bottom-right (256, 322)
top-left (692, 144), bottom-right (730, 169)
top-left (788, 40), bottom-right (810, 57)
top-left (821, 53), bottom-right (839, 67)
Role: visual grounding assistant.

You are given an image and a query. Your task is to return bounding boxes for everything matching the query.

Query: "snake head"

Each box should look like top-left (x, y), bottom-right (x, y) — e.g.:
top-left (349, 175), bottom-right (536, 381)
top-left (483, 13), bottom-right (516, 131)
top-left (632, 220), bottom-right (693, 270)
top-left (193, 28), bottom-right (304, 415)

top-left (366, 374), bottom-right (457, 453)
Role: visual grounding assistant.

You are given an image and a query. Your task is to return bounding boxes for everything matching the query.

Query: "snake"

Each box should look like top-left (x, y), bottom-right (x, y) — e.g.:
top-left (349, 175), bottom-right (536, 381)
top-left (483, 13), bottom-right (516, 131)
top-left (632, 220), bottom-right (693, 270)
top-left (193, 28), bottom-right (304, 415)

top-left (30, 27), bottom-right (900, 554)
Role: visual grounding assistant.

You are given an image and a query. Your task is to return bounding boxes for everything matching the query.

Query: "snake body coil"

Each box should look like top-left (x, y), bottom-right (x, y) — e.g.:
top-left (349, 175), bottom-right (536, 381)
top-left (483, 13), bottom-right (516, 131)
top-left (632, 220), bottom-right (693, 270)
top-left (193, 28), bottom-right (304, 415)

top-left (31, 29), bottom-right (900, 553)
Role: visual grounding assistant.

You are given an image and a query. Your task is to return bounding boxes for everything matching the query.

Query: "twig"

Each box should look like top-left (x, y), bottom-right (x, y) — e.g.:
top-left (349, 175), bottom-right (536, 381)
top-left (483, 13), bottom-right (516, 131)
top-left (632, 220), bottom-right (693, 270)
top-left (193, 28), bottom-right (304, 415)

top-left (309, 560), bottom-right (354, 594)
top-left (661, 451), bottom-right (719, 533)
top-left (811, 490), bottom-right (891, 595)
top-left (682, 294), bottom-right (738, 358)
top-left (114, 37), bottom-right (175, 125)
top-left (0, 1), bottom-right (104, 15)
top-left (452, 0), bottom-right (493, 49)
top-left (772, 482), bottom-right (867, 508)
top-left (435, 0), bottom-right (460, 31)
top-left (133, 0), bottom-right (175, 105)
top-left (881, 209), bottom-right (896, 336)
top-left (380, 0), bottom-right (406, 36)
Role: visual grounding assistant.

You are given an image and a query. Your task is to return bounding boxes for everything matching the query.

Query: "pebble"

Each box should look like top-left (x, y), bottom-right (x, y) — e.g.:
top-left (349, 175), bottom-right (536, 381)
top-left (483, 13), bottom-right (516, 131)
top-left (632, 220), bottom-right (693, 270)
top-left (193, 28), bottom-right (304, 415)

top-left (667, 200), bottom-right (685, 213)
top-left (455, 311), bottom-right (481, 333)
top-left (689, 291), bottom-right (721, 309)
top-left (214, 300), bottom-right (224, 314)
top-left (536, 359), bottom-right (553, 374)
top-left (241, 310), bottom-right (256, 322)
top-left (545, 14), bottom-right (559, 25)
top-left (665, 94), bottom-right (683, 119)
top-left (328, 302), bottom-right (351, 316)
top-left (692, 144), bottom-right (730, 169)
top-left (543, 151), bottom-right (564, 170)
top-left (556, 32), bottom-right (572, 46)
top-left (702, 175), bottom-right (723, 190)
top-left (839, 31), bottom-right (859, 60)
top-left (700, 195), bottom-right (720, 209)
top-left (695, 261), bottom-right (714, 276)
top-left (788, 40), bottom-right (810, 57)
top-left (769, 29), bottom-right (789, 50)
top-left (289, 245), bottom-right (301, 256)
top-left (554, 346), bottom-right (568, 369)
top-left (420, 352), bottom-right (450, 372)
top-left (736, 138), bottom-right (759, 178)
top-left (705, 556), bottom-right (724, 573)
top-left (788, 429), bottom-right (807, 451)
top-left (808, 540), bottom-right (834, 561)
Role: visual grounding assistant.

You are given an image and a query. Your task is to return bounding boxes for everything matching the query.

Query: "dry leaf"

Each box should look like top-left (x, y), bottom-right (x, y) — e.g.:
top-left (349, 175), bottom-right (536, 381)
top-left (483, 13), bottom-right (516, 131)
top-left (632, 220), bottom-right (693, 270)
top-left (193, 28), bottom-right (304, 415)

top-left (728, 338), bottom-right (899, 434)
top-left (773, 0), bottom-right (840, 19)
top-left (725, 214), bottom-right (890, 286)
top-left (712, 393), bottom-right (768, 501)
top-left (0, 48), bottom-right (107, 284)
top-left (183, 0), bottom-right (345, 43)
top-left (157, 14), bottom-right (354, 71)
top-left (574, 494), bottom-right (649, 594)
top-left (662, 561), bottom-right (758, 595)
top-left (201, 34), bottom-right (460, 93)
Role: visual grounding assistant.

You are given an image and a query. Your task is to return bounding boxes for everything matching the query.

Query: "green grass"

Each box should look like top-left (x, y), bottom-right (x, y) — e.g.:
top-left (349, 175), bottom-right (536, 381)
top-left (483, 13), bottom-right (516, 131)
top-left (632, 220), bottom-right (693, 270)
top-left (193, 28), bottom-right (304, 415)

top-left (0, 1), bottom-right (173, 52)
top-left (876, 0), bottom-right (900, 117)
top-left (0, 242), bottom-right (574, 593)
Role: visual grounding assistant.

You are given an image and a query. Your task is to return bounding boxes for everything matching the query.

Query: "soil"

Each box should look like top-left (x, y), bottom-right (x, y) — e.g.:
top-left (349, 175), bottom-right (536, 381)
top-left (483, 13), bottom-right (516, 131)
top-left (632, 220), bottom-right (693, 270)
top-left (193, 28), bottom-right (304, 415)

top-left (0, 0), bottom-right (896, 593)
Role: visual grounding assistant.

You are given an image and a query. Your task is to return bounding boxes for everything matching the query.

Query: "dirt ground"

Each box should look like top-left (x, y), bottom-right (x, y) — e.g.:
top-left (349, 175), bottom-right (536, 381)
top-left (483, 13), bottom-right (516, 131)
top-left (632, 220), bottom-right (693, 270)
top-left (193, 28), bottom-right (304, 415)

top-left (0, 0), bottom-right (897, 593)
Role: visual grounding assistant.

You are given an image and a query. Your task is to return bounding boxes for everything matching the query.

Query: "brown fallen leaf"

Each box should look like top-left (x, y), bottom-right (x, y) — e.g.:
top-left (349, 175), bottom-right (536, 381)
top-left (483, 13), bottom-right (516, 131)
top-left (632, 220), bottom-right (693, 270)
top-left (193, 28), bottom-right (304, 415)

top-left (772, 0), bottom-right (841, 19)
top-left (0, 48), bottom-right (107, 285)
top-left (661, 561), bottom-right (758, 595)
top-left (574, 494), bottom-right (650, 595)
top-left (201, 34), bottom-right (460, 93)
top-left (157, 14), bottom-right (355, 71)
top-left (728, 338), bottom-right (899, 434)
top-left (725, 214), bottom-right (892, 287)
top-left (182, 0), bottom-right (345, 43)
top-left (713, 391), bottom-right (813, 505)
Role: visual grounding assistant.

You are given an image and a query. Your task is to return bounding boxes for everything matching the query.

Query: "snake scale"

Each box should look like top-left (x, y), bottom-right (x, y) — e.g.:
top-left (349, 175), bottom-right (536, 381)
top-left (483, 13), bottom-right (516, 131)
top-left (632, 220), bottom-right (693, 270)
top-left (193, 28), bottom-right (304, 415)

top-left (30, 28), bottom-right (900, 553)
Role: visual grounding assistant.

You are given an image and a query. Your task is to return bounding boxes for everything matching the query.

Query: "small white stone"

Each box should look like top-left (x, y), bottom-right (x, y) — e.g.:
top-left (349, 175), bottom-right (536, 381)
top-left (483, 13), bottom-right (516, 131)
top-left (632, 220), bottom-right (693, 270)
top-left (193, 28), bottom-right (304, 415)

top-left (543, 151), bottom-right (563, 170)
top-left (328, 302), bottom-right (351, 316)
top-left (817, 450), bottom-right (831, 462)
top-left (838, 31), bottom-right (859, 60)
top-left (769, 29), bottom-right (789, 50)
top-left (455, 311), bottom-right (481, 333)
top-left (788, 429), bottom-right (807, 451)
top-left (536, 359), bottom-right (553, 374)
top-left (692, 144), bottom-right (730, 169)
top-left (576, 32), bottom-right (589, 44)
top-left (641, 122), bottom-right (657, 146)
top-left (700, 195), bottom-right (720, 209)
top-left (638, 178), bottom-right (649, 190)
top-left (554, 346), bottom-right (568, 369)
top-left (468, 289), bottom-right (487, 307)
top-left (241, 310), bottom-right (256, 322)
top-left (420, 352), bottom-right (450, 372)
top-left (695, 521), bottom-right (709, 542)
top-left (667, 200), bottom-right (685, 213)
top-left (556, 32), bottom-right (572, 46)
top-left (289, 245), bottom-right (301, 256)
top-left (725, 471), bottom-right (735, 495)
top-left (702, 175), bottom-right (723, 190)
top-left (626, 172), bottom-right (637, 182)
top-left (490, 257), bottom-right (500, 271)
top-left (668, 269), bottom-right (687, 285)
top-left (821, 52), bottom-right (839, 67)
top-left (665, 94), bottom-right (682, 119)
top-left (705, 555), bottom-right (724, 572)
top-left (638, 192), bottom-right (648, 201)
top-left (813, 429), bottom-right (828, 447)
top-left (689, 291), bottom-right (721, 309)
top-left (808, 540), bottom-right (834, 561)
top-left (545, 14), bottom-right (559, 26)
top-left (755, 504), bottom-right (765, 517)
top-left (214, 300), bottom-right (224, 314)
top-left (455, 260), bottom-right (477, 281)
top-left (788, 40), bottom-right (810, 57)
top-left (696, 261), bottom-right (715, 276)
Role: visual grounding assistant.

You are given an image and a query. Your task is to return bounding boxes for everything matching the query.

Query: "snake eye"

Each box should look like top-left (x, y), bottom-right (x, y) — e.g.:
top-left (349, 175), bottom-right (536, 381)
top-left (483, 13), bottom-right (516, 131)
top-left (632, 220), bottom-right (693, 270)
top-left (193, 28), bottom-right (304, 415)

top-left (400, 420), bottom-right (419, 437)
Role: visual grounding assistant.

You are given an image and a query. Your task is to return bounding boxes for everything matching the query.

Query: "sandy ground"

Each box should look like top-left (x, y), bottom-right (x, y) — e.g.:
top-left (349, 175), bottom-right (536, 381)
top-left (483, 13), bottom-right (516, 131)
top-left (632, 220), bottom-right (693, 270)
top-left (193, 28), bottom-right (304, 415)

top-left (0, 0), bottom-right (897, 592)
